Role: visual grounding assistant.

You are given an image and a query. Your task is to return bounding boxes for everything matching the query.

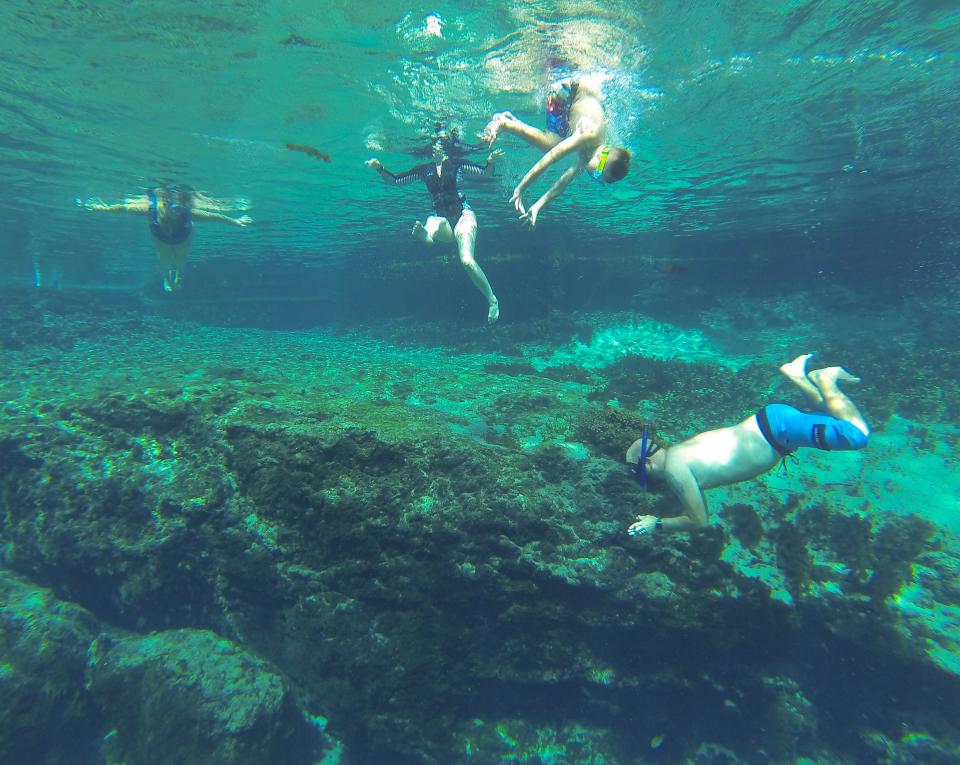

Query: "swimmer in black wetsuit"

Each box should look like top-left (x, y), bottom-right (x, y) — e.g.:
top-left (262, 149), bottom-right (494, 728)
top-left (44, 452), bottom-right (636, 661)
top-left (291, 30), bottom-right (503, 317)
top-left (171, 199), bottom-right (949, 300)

top-left (367, 139), bottom-right (503, 324)
top-left (82, 184), bottom-right (252, 292)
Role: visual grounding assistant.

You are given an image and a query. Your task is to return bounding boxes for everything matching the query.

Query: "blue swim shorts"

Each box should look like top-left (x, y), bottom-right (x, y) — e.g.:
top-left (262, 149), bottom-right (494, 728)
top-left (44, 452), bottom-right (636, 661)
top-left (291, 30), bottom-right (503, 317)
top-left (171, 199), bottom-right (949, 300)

top-left (756, 403), bottom-right (869, 456)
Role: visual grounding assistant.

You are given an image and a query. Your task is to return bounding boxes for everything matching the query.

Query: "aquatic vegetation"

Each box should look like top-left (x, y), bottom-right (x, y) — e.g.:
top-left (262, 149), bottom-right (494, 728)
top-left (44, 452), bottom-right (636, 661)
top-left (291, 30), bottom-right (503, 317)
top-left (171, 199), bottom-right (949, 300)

top-left (2, 291), bottom-right (960, 764)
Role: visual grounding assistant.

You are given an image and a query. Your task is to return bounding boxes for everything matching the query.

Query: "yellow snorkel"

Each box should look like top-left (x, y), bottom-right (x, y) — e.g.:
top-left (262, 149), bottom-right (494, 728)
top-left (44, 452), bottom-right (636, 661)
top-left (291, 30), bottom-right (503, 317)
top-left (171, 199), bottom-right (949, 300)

top-left (591, 146), bottom-right (610, 181)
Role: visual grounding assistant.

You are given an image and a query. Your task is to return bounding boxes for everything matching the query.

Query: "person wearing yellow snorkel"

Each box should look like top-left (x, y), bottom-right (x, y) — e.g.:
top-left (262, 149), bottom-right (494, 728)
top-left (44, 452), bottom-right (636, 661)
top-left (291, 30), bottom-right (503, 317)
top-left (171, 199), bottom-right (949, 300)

top-left (82, 183), bottom-right (251, 292)
top-left (483, 75), bottom-right (631, 228)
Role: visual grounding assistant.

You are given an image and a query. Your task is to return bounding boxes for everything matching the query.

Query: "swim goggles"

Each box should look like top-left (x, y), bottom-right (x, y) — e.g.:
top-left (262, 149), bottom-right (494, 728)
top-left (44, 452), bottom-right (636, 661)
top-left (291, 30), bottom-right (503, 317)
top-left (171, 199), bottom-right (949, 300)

top-left (632, 429), bottom-right (660, 488)
top-left (590, 147), bottom-right (610, 182)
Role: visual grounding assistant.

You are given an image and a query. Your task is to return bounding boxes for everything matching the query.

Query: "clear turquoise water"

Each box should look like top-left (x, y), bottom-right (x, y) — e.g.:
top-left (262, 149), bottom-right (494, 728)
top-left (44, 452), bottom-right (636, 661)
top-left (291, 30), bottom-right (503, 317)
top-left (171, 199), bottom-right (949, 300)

top-left (2, 0), bottom-right (959, 285)
top-left (2, 4), bottom-right (960, 765)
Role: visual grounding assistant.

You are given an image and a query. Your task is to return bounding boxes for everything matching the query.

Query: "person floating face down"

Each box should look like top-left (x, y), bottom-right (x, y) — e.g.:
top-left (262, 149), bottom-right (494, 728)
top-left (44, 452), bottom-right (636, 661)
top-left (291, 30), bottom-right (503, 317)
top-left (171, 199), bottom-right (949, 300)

top-left (483, 76), bottom-right (632, 228)
top-left (625, 354), bottom-right (871, 537)
top-left (82, 183), bottom-right (252, 292)
top-left (367, 135), bottom-right (503, 324)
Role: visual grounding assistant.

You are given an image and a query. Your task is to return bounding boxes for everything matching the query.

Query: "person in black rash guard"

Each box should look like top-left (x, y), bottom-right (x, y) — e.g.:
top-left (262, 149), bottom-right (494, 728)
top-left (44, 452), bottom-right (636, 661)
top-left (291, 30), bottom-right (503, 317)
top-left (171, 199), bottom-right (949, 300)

top-left (367, 139), bottom-right (503, 324)
top-left (82, 183), bottom-right (252, 292)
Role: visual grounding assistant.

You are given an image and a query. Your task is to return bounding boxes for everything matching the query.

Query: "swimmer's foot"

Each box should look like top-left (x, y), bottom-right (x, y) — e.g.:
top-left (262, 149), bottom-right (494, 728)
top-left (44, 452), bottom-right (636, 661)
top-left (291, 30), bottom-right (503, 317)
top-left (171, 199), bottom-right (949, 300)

top-left (412, 221), bottom-right (433, 244)
top-left (810, 366), bottom-right (861, 388)
top-left (487, 298), bottom-right (500, 325)
top-left (780, 353), bottom-right (814, 381)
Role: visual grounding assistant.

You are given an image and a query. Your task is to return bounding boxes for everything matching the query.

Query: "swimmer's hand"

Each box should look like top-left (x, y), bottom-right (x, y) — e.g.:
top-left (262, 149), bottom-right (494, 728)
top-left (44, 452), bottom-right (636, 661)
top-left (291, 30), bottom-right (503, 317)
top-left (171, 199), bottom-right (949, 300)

top-left (509, 186), bottom-right (525, 214)
top-left (482, 112), bottom-right (515, 147)
top-left (628, 515), bottom-right (659, 538)
top-left (235, 215), bottom-right (253, 226)
top-left (366, 158), bottom-right (383, 170)
top-left (518, 203), bottom-right (540, 229)
top-left (79, 197), bottom-right (107, 211)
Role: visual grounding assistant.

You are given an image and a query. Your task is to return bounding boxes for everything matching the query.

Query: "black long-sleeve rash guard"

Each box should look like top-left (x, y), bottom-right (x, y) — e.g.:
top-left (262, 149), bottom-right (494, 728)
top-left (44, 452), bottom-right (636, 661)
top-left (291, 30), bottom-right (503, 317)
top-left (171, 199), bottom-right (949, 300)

top-left (380, 157), bottom-right (487, 225)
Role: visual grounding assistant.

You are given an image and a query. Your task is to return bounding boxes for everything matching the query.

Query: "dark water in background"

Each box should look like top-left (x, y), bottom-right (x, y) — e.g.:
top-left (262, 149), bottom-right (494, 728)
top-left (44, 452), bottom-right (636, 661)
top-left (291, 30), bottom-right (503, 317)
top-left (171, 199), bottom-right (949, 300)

top-left (2, 3), bottom-right (960, 765)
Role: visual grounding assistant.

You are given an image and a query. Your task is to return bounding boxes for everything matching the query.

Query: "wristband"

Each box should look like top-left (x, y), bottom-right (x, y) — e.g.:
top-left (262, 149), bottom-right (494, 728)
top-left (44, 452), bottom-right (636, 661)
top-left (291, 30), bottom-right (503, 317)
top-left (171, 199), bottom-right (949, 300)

top-left (655, 519), bottom-right (663, 530)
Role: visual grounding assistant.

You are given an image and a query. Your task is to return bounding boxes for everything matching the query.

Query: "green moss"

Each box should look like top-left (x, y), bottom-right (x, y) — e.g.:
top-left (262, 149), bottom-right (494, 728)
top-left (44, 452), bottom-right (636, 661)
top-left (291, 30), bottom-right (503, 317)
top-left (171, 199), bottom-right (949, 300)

top-left (868, 515), bottom-right (935, 599)
top-left (773, 522), bottom-right (813, 597)
top-left (723, 503), bottom-right (764, 548)
top-left (573, 405), bottom-right (647, 461)
top-left (520, 444), bottom-right (583, 484)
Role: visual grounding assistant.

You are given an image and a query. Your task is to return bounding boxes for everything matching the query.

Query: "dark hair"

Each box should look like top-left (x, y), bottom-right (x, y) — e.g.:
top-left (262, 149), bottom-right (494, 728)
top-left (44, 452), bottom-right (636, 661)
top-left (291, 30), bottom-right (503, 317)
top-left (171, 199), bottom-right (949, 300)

top-left (604, 148), bottom-right (632, 182)
top-left (156, 183), bottom-right (194, 210)
top-left (408, 123), bottom-right (484, 159)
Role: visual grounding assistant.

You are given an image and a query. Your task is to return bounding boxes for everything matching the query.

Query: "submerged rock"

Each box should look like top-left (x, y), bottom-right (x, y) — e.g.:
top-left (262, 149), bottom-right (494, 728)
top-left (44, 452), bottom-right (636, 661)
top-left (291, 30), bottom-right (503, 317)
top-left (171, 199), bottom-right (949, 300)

top-left (86, 628), bottom-right (320, 765)
top-left (0, 569), bottom-right (333, 765)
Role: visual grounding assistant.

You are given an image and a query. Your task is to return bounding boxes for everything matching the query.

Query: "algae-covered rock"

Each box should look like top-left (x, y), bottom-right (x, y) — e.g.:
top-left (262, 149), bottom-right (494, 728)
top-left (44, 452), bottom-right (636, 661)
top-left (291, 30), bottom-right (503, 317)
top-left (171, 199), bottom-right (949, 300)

top-left (86, 628), bottom-right (320, 765)
top-left (0, 569), bottom-right (100, 764)
top-left (0, 569), bottom-right (333, 765)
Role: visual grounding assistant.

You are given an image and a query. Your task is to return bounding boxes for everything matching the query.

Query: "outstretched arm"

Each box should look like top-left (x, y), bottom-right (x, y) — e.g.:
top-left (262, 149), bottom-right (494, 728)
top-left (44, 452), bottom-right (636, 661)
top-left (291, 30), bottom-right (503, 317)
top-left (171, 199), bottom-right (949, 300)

top-left (514, 121), bottom-right (598, 197)
top-left (628, 466), bottom-right (709, 537)
top-left (83, 197), bottom-right (150, 214)
top-left (366, 158), bottom-right (424, 187)
top-left (457, 150), bottom-right (504, 182)
top-left (192, 209), bottom-right (252, 226)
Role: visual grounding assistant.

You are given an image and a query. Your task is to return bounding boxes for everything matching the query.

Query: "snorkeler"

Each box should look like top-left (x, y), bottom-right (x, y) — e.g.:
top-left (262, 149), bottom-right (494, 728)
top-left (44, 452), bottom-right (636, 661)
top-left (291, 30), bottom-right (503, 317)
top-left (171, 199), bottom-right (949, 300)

top-left (625, 354), bottom-right (870, 536)
top-left (367, 139), bottom-right (503, 324)
top-left (482, 76), bottom-right (631, 228)
top-left (82, 184), bottom-right (252, 292)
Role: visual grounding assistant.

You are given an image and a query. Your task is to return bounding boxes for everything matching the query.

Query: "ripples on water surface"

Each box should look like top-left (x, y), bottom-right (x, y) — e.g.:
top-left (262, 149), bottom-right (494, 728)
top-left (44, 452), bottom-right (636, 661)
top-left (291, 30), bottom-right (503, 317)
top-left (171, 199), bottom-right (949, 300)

top-left (1, 0), bottom-right (958, 283)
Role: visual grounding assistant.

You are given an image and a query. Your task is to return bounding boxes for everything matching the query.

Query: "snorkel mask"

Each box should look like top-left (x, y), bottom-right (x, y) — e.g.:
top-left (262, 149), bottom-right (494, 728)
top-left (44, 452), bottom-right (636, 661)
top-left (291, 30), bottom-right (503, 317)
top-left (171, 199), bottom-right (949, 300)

top-left (590, 147), bottom-right (610, 182)
top-left (632, 429), bottom-right (660, 489)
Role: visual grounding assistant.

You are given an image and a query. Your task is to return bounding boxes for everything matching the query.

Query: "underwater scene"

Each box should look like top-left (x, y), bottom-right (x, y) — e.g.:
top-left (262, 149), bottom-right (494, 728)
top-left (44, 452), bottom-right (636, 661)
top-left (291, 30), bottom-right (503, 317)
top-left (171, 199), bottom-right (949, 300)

top-left (1, 2), bottom-right (959, 764)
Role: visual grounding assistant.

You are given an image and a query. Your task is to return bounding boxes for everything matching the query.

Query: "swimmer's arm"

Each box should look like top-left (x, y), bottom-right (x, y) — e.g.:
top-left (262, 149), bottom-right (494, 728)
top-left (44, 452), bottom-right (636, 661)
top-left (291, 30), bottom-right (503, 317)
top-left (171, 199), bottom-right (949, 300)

top-left (367, 159), bottom-right (423, 187)
top-left (458, 151), bottom-right (503, 180)
top-left (515, 123), bottom-right (598, 194)
top-left (192, 209), bottom-right (252, 226)
top-left (527, 165), bottom-right (579, 217)
top-left (664, 466), bottom-right (710, 531)
top-left (629, 466), bottom-right (709, 536)
top-left (85, 198), bottom-right (150, 214)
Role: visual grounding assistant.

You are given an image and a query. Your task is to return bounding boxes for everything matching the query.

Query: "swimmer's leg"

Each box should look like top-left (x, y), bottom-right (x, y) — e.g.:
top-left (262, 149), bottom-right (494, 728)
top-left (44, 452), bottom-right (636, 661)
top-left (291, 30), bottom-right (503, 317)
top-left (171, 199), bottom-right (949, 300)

top-left (780, 353), bottom-right (823, 406)
top-left (453, 210), bottom-right (498, 324)
top-left (808, 366), bottom-right (869, 437)
top-left (155, 237), bottom-right (191, 291)
top-left (413, 216), bottom-right (452, 245)
top-left (170, 241), bottom-right (190, 289)
top-left (485, 112), bottom-right (561, 153)
top-left (154, 242), bottom-right (177, 292)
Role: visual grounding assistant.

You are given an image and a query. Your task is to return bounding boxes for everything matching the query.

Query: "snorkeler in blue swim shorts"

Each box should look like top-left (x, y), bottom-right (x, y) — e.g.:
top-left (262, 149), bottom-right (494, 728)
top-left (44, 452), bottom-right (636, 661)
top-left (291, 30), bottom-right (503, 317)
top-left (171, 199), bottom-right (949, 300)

top-left (624, 354), bottom-right (871, 536)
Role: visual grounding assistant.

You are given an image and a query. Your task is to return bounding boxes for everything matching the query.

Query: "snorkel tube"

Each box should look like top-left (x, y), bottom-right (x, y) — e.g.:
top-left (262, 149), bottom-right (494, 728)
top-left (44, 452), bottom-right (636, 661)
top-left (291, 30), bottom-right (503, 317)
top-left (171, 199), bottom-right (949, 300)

top-left (633, 429), bottom-right (650, 488)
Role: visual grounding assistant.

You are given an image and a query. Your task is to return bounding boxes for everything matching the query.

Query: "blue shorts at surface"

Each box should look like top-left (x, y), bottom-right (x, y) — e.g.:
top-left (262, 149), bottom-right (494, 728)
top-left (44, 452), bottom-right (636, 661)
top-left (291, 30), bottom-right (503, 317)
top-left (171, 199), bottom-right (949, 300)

top-left (756, 404), bottom-right (869, 456)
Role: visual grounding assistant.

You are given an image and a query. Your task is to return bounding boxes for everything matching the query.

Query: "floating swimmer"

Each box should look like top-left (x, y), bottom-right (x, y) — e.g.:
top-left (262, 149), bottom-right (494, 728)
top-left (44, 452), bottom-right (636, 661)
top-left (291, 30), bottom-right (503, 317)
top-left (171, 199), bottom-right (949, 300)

top-left (81, 183), bottom-right (252, 292)
top-left (483, 75), bottom-right (632, 228)
top-left (367, 132), bottom-right (503, 325)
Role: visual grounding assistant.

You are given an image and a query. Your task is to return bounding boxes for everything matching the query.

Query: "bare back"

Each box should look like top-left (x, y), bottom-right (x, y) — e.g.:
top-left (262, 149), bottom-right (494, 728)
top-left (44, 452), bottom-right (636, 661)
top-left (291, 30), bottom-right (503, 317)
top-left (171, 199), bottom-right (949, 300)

top-left (666, 415), bottom-right (780, 491)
